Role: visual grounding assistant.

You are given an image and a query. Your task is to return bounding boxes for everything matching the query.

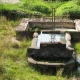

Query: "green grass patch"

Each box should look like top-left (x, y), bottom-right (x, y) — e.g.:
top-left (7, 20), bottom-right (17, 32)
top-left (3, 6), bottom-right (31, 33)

top-left (0, 2), bottom-right (19, 11)
top-left (75, 42), bottom-right (80, 54)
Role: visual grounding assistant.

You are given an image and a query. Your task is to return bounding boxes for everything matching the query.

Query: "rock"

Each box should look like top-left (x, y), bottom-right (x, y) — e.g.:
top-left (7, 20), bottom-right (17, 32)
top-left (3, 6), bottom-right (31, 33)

top-left (74, 20), bottom-right (80, 31)
top-left (31, 37), bottom-right (38, 48)
top-left (65, 33), bottom-right (71, 40)
top-left (31, 32), bottom-right (38, 48)
top-left (33, 32), bottom-right (38, 37)
top-left (66, 40), bottom-right (71, 47)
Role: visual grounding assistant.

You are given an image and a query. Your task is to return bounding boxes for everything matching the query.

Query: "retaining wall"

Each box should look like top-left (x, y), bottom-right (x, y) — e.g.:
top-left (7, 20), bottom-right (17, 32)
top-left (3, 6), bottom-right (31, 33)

top-left (16, 18), bottom-right (75, 40)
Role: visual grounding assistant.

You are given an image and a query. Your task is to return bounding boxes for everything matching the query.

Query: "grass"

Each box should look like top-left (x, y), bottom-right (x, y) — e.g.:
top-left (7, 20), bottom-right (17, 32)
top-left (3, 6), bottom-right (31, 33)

top-left (0, 3), bottom-right (19, 11)
top-left (56, 1), bottom-right (77, 16)
top-left (0, 16), bottom-right (80, 80)
top-left (0, 0), bottom-right (80, 19)
top-left (0, 0), bottom-right (80, 79)
top-left (75, 42), bottom-right (80, 54)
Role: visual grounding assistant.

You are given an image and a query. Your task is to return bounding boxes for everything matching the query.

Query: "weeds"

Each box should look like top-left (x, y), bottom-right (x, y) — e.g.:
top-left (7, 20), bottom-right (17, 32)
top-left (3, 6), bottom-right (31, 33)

top-left (0, 16), bottom-right (65, 80)
top-left (56, 68), bottom-right (64, 80)
top-left (75, 42), bottom-right (80, 54)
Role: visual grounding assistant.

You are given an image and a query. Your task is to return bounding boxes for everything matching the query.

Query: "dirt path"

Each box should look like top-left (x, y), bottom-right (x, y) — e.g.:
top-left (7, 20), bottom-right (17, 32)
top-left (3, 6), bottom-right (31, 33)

top-left (0, 0), bottom-right (20, 4)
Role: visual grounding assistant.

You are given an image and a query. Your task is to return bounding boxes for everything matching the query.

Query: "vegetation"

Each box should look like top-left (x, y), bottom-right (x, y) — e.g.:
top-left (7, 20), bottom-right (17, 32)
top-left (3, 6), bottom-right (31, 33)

top-left (75, 42), bottom-right (80, 54)
top-left (0, 0), bottom-right (80, 80)
top-left (0, 16), bottom-right (66, 80)
top-left (0, 0), bottom-right (80, 19)
top-left (0, 16), bottom-right (80, 80)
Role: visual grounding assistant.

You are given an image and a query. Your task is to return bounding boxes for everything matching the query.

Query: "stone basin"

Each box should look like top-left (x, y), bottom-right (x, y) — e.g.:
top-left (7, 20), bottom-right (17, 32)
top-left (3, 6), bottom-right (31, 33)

top-left (28, 57), bottom-right (76, 73)
top-left (16, 18), bottom-right (80, 73)
top-left (27, 31), bottom-right (76, 73)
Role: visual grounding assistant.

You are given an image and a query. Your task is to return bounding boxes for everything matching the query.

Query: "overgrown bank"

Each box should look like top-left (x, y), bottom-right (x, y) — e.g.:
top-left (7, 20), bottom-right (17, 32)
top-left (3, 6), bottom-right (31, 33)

top-left (0, 16), bottom-right (65, 80)
top-left (0, 15), bottom-right (80, 80)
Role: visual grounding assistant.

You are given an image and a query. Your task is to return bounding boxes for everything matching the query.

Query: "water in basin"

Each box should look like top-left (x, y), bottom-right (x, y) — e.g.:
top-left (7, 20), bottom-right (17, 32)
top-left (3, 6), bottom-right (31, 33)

top-left (37, 32), bottom-right (66, 48)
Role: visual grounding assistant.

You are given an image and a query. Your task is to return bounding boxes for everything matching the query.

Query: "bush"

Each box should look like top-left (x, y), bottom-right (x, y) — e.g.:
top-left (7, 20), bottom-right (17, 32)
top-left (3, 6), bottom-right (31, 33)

top-left (73, 0), bottom-right (80, 6)
top-left (31, 2), bottom-right (51, 15)
top-left (69, 10), bottom-right (80, 19)
top-left (56, 1), bottom-right (80, 19)
top-left (22, 0), bottom-right (51, 15)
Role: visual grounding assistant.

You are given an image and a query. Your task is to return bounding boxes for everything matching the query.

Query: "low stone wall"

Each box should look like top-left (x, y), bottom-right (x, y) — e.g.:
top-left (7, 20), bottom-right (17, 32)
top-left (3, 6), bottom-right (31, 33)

top-left (28, 57), bottom-right (76, 73)
top-left (16, 31), bottom-right (40, 40)
top-left (16, 18), bottom-right (29, 31)
top-left (29, 21), bottom-right (75, 29)
top-left (74, 19), bottom-right (80, 31)
top-left (16, 18), bottom-right (75, 39)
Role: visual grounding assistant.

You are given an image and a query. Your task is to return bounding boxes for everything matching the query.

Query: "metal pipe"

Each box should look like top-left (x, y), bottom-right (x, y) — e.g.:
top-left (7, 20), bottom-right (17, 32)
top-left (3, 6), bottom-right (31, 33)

top-left (51, 1), bottom-right (55, 43)
top-left (53, 8), bottom-right (55, 31)
top-left (51, 8), bottom-right (53, 43)
top-left (51, 8), bottom-right (55, 43)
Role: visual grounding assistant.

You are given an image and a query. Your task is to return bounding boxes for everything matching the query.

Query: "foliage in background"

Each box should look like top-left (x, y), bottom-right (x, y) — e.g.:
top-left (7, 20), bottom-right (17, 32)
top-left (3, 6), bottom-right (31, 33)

top-left (20, 0), bottom-right (51, 16)
top-left (55, 1), bottom-right (80, 19)
top-left (0, 0), bottom-right (80, 19)
top-left (73, 0), bottom-right (80, 6)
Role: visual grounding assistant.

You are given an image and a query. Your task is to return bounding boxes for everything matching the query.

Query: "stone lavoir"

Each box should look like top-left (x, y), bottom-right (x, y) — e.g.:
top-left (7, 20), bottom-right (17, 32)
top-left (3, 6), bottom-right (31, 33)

top-left (16, 18), bottom-right (80, 73)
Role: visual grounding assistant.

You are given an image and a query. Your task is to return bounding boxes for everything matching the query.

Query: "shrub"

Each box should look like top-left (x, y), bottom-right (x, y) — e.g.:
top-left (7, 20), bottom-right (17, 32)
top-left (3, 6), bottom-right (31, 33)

top-left (69, 10), bottom-right (80, 19)
top-left (73, 0), bottom-right (80, 6)
top-left (56, 1), bottom-right (80, 19)
top-left (22, 0), bottom-right (51, 15)
top-left (31, 2), bottom-right (51, 15)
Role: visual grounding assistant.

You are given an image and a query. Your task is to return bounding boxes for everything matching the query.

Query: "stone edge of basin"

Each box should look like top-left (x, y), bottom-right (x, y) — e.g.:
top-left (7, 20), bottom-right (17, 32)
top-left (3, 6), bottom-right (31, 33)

top-left (28, 57), bottom-right (76, 73)
top-left (16, 18), bottom-right (75, 32)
